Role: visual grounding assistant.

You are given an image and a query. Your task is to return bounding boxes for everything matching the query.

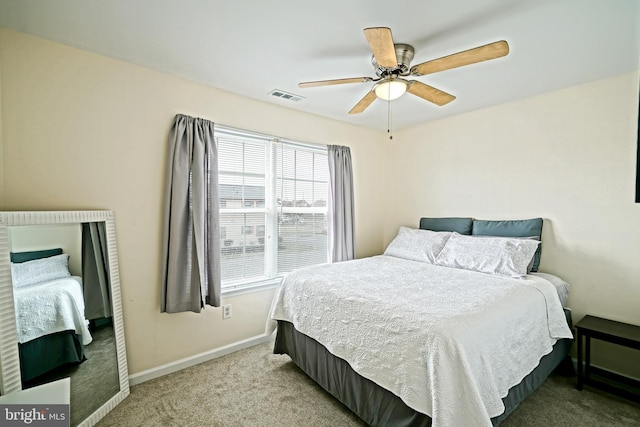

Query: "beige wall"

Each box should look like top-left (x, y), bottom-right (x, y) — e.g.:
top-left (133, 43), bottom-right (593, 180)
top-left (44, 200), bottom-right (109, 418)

top-left (385, 71), bottom-right (640, 377)
top-left (0, 28), bottom-right (386, 374)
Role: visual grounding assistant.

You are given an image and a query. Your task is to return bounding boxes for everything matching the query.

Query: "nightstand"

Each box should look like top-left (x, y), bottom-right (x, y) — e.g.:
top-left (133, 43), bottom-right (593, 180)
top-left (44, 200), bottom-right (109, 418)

top-left (576, 315), bottom-right (640, 402)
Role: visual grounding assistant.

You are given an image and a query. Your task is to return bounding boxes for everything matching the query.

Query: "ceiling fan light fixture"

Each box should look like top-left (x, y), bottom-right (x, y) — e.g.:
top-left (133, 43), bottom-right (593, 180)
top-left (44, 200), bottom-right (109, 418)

top-left (374, 79), bottom-right (407, 101)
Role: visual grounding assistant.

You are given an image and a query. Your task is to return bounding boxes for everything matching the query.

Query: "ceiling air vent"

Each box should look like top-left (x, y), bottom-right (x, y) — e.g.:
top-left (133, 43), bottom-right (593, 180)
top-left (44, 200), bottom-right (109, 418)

top-left (268, 89), bottom-right (304, 102)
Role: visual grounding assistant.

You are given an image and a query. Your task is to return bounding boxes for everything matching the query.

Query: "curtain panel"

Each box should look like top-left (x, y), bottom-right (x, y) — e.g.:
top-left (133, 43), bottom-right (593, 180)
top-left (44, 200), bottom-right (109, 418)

top-left (161, 114), bottom-right (221, 313)
top-left (82, 222), bottom-right (112, 320)
top-left (327, 145), bottom-right (355, 262)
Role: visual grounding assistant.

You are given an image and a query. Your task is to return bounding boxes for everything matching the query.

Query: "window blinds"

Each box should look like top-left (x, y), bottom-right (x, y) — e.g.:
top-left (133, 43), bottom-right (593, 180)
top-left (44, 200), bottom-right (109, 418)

top-left (215, 125), bottom-right (328, 287)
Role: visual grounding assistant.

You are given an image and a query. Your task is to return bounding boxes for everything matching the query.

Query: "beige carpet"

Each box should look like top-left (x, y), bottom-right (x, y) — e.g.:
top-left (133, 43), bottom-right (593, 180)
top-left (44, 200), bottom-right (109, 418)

top-left (96, 341), bottom-right (640, 427)
top-left (71, 324), bottom-right (120, 426)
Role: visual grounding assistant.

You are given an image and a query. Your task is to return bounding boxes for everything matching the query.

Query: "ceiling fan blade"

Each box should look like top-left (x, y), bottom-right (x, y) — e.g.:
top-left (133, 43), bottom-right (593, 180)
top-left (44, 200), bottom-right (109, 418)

top-left (364, 27), bottom-right (398, 68)
top-left (348, 91), bottom-right (377, 114)
top-left (410, 40), bottom-right (509, 76)
top-left (406, 81), bottom-right (456, 106)
top-left (299, 77), bottom-right (374, 88)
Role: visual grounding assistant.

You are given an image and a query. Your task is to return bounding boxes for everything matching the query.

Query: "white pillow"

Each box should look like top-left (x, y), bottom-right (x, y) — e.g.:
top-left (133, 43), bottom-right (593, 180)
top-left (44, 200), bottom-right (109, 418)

top-left (434, 232), bottom-right (540, 278)
top-left (11, 254), bottom-right (71, 288)
top-left (384, 227), bottom-right (452, 264)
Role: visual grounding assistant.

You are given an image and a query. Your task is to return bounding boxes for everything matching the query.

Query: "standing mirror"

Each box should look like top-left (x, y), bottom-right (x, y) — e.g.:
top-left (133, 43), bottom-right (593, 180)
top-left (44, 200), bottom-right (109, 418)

top-left (0, 211), bottom-right (129, 426)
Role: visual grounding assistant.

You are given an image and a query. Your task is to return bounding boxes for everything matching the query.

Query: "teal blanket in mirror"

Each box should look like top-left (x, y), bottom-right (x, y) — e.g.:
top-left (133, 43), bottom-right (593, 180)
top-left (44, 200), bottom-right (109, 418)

top-left (19, 331), bottom-right (85, 385)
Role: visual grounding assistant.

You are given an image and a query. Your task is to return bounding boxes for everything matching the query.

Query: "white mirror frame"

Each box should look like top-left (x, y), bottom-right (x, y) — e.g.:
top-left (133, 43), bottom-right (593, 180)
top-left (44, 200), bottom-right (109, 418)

top-left (0, 210), bottom-right (129, 426)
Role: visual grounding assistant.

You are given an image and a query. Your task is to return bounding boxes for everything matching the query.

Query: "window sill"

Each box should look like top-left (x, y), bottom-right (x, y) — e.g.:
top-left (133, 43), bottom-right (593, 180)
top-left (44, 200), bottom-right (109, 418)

top-left (221, 277), bottom-right (283, 298)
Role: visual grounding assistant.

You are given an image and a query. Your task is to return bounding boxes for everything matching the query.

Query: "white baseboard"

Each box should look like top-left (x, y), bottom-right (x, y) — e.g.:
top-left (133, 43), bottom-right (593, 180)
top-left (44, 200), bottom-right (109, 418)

top-left (128, 333), bottom-right (274, 386)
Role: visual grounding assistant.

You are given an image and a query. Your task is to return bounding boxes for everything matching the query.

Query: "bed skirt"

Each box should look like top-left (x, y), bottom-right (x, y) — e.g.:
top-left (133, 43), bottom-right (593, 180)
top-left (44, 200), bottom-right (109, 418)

top-left (19, 330), bottom-right (86, 385)
top-left (274, 310), bottom-right (574, 427)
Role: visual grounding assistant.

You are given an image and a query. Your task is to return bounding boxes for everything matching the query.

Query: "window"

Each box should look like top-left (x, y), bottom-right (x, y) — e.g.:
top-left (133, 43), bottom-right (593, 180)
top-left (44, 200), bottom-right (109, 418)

top-left (216, 125), bottom-right (329, 289)
top-left (275, 141), bottom-right (329, 274)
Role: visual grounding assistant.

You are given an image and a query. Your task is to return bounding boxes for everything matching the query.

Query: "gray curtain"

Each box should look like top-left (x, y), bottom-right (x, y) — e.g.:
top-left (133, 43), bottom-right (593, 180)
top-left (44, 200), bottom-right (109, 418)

top-left (327, 145), bottom-right (355, 262)
top-left (161, 114), bottom-right (221, 313)
top-left (82, 222), bottom-right (112, 320)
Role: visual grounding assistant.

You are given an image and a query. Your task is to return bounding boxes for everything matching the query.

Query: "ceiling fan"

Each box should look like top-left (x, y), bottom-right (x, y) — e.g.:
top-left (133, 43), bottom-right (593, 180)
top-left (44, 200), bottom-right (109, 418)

top-left (299, 27), bottom-right (509, 114)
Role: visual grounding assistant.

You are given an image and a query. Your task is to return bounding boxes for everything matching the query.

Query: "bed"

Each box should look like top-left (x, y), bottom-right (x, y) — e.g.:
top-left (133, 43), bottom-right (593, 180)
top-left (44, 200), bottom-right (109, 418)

top-left (268, 217), bottom-right (575, 427)
top-left (10, 249), bottom-right (92, 384)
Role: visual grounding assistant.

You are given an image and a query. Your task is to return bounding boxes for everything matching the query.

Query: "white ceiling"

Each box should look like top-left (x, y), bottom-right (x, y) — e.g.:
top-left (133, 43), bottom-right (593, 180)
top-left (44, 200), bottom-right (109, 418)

top-left (0, 0), bottom-right (638, 131)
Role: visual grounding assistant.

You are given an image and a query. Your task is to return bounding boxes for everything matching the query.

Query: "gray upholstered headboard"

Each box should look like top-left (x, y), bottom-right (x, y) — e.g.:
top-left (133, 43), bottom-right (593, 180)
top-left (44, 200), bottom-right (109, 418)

top-left (418, 217), bottom-right (543, 272)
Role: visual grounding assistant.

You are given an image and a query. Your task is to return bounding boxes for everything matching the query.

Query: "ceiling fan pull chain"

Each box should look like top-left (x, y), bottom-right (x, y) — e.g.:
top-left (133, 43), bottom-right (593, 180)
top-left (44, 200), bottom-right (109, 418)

top-left (387, 98), bottom-right (393, 140)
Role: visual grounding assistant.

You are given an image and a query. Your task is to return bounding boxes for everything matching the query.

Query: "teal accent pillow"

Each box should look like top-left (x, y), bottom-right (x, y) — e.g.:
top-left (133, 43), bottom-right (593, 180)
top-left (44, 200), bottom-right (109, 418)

top-left (419, 217), bottom-right (473, 235)
top-left (10, 248), bottom-right (63, 263)
top-left (471, 218), bottom-right (543, 272)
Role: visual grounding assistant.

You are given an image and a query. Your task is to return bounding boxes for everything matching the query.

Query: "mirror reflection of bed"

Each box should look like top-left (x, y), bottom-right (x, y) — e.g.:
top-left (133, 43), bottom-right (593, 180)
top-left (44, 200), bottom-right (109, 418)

top-left (9, 223), bottom-right (119, 427)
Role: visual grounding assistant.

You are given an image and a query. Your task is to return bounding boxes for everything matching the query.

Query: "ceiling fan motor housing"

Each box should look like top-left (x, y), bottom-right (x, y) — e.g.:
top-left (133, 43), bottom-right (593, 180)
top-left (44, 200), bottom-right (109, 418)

top-left (372, 43), bottom-right (415, 77)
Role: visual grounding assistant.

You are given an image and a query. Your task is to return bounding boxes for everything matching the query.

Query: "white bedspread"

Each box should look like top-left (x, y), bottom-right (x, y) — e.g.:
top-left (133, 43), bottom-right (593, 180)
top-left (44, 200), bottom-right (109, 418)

top-left (267, 255), bottom-right (573, 427)
top-left (14, 276), bottom-right (93, 346)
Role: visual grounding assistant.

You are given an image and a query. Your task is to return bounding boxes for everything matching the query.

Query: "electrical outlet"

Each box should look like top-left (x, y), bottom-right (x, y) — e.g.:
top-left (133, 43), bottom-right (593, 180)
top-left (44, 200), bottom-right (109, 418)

top-left (222, 304), bottom-right (232, 319)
